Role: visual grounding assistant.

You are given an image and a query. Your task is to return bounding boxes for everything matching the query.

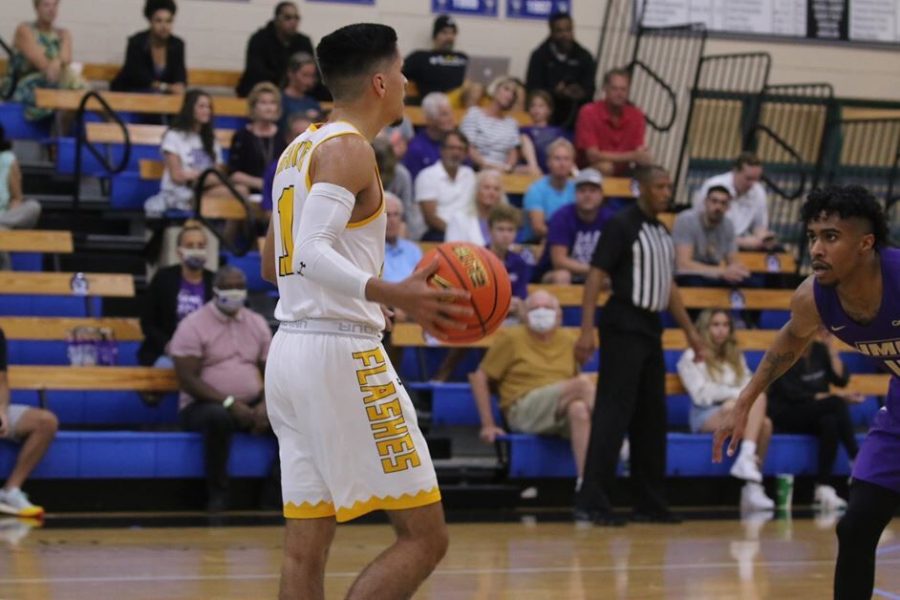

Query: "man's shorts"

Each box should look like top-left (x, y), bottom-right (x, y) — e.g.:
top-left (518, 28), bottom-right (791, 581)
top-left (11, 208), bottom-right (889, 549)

top-left (265, 320), bottom-right (440, 522)
top-left (506, 382), bottom-right (570, 437)
top-left (1, 405), bottom-right (29, 441)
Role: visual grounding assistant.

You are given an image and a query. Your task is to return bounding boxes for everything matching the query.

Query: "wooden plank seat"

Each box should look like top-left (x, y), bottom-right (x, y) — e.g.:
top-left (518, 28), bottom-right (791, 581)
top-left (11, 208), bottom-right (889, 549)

top-left (500, 174), bottom-right (634, 196)
top-left (531, 284), bottom-right (793, 309)
top-left (0, 317), bottom-right (142, 340)
top-left (137, 160), bottom-right (247, 219)
top-left (8, 365), bottom-right (177, 392)
top-left (0, 230), bottom-right (73, 253)
top-left (86, 122), bottom-right (234, 148)
top-left (0, 272), bottom-right (134, 297)
top-left (35, 88), bottom-right (248, 117)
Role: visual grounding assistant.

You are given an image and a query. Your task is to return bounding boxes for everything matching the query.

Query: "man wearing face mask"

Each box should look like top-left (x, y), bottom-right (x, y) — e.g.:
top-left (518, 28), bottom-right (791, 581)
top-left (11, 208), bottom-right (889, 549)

top-left (138, 222), bottom-right (214, 368)
top-left (469, 290), bottom-right (595, 488)
top-left (169, 266), bottom-right (273, 512)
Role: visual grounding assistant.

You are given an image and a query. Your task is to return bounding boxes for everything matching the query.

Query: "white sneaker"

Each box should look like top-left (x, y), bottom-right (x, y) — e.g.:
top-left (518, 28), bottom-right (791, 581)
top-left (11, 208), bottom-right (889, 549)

top-left (814, 485), bottom-right (847, 512)
top-left (730, 453), bottom-right (763, 483)
top-left (0, 488), bottom-right (44, 518)
top-left (741, 482), bottom-right (775, 511)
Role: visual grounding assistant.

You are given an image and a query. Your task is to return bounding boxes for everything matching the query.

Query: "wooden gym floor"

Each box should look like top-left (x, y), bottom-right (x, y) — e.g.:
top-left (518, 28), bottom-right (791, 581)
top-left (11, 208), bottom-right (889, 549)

top-left (1, 512), bottom-right (899, 599)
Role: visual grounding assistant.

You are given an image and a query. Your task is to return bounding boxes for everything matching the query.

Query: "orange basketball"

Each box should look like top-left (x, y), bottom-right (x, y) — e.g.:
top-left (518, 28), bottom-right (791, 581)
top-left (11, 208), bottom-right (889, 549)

top-left (416, 242), bottom-right (512, 344)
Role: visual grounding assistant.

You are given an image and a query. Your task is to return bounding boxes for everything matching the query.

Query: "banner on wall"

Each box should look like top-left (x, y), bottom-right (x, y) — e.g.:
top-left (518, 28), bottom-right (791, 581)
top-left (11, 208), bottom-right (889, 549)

top-left (306, 0), bottom-right (375, 4)
top-left (431, 0), bottom-right (499, 17)
top-left (507, 0), bottom-right (570, 20)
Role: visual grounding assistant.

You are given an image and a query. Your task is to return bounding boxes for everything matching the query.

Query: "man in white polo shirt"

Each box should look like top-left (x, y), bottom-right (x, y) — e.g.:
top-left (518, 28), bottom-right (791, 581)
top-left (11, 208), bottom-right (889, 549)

top-left (414, 129), bottom-right (477, 241)
top-left (693, 152), bottom-right (777, 251)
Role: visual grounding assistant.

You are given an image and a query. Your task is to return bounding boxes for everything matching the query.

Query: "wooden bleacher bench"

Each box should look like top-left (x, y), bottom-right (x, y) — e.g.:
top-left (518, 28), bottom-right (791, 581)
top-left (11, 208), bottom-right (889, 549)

top-left (0, 272), bottom-right (134, 297)
top-left (137, 160), bottom-right (247, 219)
top-left (0, 230), bottom-right (73, 253)
top-left (86, 122), bottom-right (234, 149)
top-left (501, 174), bottom-right (634, 196)
top-left (532, 284), bottom-right (793, 309)
top-left (8, 365), bottom-right (177, 392)
top-left (35, 88), bottom-right (248, 118)
top-left (0, 316), bottom-right (142, 340)
top-left (139, 159), bottom-right (165, 180)
top-left (391, 323), bottom-right (856, 352)
top-left (79, 63), bottom-right (242, 88)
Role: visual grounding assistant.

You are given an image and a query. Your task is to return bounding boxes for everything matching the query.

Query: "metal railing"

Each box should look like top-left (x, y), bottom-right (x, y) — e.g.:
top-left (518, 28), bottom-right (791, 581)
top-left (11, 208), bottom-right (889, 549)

top-left (72, 91), bottom-right (131, 211)
top-left (193, 168), bottom-right (256, 257)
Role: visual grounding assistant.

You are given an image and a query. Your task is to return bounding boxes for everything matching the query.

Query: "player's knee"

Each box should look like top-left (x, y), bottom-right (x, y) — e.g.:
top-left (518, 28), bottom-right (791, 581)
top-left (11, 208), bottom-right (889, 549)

top-left (402, 521), bottom-right (448, 569)
top-left (36, 410), bottom-right (59, 435)
top-left (567, 400), bottom-right (591, 423)
top-left (574, 375), bottom-right (595, 399)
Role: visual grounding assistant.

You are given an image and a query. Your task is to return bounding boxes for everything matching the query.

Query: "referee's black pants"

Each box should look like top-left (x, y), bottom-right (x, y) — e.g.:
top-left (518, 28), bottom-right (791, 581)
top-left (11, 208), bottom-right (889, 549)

top-left (576, 327), bottom-right (669, 514)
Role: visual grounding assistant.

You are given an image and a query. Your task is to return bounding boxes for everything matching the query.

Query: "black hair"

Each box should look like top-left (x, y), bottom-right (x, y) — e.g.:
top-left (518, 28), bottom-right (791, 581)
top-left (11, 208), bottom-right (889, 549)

top-left (143, 0), bottom-right (176, 20)
top-left (635, 164), bottom-right (668, 185)
top-left (315, 23), bottom-right (398, 101)
top-left (0, 124), bottom-right (10, 152)
top-left (548, 11), bottom-right (571, 27)
top-left (171, 89), bottom-right (216, 162)
top-left (274, 2), bottom-right (296, 18)
top-left (801, 185), bottom-right (888, 248)
top-left (706, 185), bottom-right (732, 198)
top-left (441, 129), bottom-right (469, 149)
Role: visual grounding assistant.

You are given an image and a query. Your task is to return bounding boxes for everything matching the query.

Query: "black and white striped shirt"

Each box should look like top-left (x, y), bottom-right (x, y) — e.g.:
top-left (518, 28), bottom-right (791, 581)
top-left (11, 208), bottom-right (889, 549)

top-left (591, 204), bottom-right (675, 335)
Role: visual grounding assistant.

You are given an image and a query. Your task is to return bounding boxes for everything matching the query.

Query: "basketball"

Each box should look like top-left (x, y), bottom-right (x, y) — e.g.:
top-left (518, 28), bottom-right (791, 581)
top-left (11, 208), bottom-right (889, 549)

top-left (416, 242), bottom-right (512, 343)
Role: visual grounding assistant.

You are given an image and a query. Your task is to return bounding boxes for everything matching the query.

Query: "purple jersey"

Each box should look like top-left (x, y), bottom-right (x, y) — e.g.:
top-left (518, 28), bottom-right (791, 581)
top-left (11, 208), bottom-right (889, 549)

top-left (814, 246), bottom-right (900, 491)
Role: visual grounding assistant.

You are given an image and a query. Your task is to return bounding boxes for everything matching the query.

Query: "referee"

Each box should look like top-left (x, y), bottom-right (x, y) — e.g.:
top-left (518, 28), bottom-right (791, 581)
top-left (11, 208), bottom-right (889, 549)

top-left (574, 165), bottom-right (704, 525)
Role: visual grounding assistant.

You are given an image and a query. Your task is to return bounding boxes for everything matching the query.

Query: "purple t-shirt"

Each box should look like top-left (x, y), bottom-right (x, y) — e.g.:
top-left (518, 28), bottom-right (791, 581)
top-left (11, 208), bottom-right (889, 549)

top-left (403, 131), bottom-right (442, 180)
top-left (502, 249), bottom-right (531, 299)
top-left (536, 202), bottom-right (615, 279)
top-left (521, 125), bottom-right (571, 173)
top-left (814, 246), bottom-right (900, 491)
top-left (176, 279), bottom-right (206, 322)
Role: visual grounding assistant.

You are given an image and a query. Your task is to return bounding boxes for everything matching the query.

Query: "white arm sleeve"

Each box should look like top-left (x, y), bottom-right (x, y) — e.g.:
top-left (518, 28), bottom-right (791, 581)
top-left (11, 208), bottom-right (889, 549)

top-left (292, 182), bottom-right (374, 300)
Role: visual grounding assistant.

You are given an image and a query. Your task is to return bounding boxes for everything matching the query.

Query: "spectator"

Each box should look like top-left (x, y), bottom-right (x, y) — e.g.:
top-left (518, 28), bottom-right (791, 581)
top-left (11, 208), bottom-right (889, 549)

top-left (574, 165), bottom-right (704, 525)
top-left (575, 68), bottom-right (651, 177)
top-left (415, 130), bottom-right (477, 241)
top-left (110, 0), bottom-right (186, 95)
top-left (460, 77), bottom-right (540, 175)
top-left (445, 169), bottom-right (507, 246)
top-left (521, 91), bottom-right (571, 174)
top-left (170, 266), bottom-right (273, 511)
top-left (236, 2), bottom-right (317, 98)
top-left (383, 194), bottom-right (423, 285)
top-left (767, 329), bottom-right (862, 511)
top-left (673, 185), bottom-right (751, 286)
top-left (525, 11), bottom-right (596, 128)
top-left (487, 204), bottom-right (531, 318)
top-left (229, 82), bottom-right (286, 196)
top-left (536, 168), bottom-right (611, 284)
top-left (0, 125), bottom-right (42, 269)
top-left (5, 0), bottom-right (85, 122)
top-left (0, 326), bottom-right (57, 518)
top-left (676, 309), bottom-right (774, 510)
top-left (522, 137), bottom-right (576, 242)
top-left (403, 15), bottom-right (468, 103)
top-left (470, 290), bottom-right (594, 483)
top-left (138, 221), bottom-right (214, 367)
top-left (279, 52), bottom-right (321, 134)
top-left (144, 90), bottom-right (226, 217)
top-left (381, 117), bottom-right (416, 160)
top-left (693, 153), bottom-right (777, 251)
top-left (373, 138), bottom-right (423, 241)
top-left (404, 92), bottom-right (456, 179)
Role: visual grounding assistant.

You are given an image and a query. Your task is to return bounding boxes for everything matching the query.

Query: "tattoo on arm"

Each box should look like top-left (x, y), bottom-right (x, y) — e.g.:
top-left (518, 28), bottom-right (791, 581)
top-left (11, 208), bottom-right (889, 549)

top-left (757, 350), bottom-right (796, 388)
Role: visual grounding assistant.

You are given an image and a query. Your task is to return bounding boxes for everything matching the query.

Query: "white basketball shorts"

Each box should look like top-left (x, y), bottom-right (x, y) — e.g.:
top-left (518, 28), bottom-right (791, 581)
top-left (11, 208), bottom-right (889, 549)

top-left (265, 319), bottom-right (440, 522)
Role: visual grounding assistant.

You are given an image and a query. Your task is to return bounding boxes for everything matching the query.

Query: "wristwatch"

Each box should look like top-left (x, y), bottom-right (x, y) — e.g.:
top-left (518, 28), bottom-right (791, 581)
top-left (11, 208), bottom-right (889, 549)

top-left (222, 395), bottom-right (235, 410)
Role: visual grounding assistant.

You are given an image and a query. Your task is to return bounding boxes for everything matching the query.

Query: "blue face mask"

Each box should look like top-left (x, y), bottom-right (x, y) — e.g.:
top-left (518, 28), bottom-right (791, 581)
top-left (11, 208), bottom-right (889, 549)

top-left (181, 248), bottom-right (207, 270)
top-left (213, 287), bottom-right (247, 314)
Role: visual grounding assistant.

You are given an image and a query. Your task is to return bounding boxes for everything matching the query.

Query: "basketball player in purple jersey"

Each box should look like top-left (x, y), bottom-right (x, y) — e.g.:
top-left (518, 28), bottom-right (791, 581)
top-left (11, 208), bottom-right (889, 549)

top-left (712, 185), bottom-right (897, 599)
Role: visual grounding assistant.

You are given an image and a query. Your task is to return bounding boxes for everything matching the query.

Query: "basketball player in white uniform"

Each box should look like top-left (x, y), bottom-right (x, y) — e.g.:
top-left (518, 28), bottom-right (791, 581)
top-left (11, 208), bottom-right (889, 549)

top-left (261, 23), bottom-right (471, 600)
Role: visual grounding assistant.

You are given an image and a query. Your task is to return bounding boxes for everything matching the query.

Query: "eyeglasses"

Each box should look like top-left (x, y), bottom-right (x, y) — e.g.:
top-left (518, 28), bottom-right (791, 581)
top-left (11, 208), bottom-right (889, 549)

top-left (280, 14), bottom-right (300, 21)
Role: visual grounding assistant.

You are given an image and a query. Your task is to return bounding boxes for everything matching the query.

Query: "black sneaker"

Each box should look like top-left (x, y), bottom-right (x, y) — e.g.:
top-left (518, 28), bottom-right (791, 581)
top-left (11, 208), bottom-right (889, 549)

top-left (573, 508), bottom-right (595, 524)
top-left (594, 511), bottom-right (628, 527)
top-left (630, 510), bottom-right (683, 524)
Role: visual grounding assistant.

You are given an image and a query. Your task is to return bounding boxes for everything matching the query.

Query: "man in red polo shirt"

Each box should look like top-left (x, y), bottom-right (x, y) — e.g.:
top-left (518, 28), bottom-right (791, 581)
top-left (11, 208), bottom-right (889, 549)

top-left (575, 68), bottom-right (652, 177)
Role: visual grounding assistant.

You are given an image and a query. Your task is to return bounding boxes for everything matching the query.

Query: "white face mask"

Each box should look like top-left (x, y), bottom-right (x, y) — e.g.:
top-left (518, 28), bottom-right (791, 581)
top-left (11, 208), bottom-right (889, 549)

top-left (527, 307), bottom-right (557, 333)
top-left (180, 248), bottom-right (207, 270)
top-left (213, 287), bottom-right (247, 314)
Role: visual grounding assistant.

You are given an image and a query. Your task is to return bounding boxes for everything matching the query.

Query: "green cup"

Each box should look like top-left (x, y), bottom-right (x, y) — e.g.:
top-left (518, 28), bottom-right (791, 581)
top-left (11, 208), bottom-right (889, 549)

top-left (775, 474), bottom-right (794, 511)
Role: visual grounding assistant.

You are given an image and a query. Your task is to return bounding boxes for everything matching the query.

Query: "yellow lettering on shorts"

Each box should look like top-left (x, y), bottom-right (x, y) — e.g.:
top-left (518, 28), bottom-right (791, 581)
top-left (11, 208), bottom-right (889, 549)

top-left (353, 347), bottom-right (421, 474)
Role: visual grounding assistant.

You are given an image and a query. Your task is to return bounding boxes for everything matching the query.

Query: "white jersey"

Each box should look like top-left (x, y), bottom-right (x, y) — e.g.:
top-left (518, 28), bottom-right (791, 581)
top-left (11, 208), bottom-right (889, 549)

top-left (270, 121), bottom-right (386, 328)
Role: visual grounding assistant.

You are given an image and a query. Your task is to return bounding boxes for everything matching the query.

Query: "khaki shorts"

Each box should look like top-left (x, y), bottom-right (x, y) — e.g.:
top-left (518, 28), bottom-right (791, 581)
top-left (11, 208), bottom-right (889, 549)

top-left (505, 382), bottom-right (570, 437)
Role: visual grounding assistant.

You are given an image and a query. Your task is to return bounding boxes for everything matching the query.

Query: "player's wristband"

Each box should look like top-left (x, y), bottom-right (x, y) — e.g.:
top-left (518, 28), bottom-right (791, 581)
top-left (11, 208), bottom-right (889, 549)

top-left (222, 395), bottom-right (235, 410)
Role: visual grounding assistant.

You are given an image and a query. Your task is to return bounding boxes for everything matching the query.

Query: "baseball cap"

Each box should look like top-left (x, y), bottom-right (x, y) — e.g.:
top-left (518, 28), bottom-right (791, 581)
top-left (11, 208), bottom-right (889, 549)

top-left (574, 168), bottom-right (603, 188)
top-left (433, 15), bottom-right (457, 38)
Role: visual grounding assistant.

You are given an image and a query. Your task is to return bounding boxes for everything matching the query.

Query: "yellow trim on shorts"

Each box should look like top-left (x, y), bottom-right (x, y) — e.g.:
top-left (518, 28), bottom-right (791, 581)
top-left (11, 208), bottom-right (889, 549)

top-left (283, 499), bottom-right (337, 520)
top-left (336, 487), bottom-right (442, 523)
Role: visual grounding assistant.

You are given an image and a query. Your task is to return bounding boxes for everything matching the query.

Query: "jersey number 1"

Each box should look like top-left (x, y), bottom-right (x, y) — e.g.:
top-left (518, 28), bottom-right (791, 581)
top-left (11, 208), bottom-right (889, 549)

top-left (277, 186), bottom-right (294, 277)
